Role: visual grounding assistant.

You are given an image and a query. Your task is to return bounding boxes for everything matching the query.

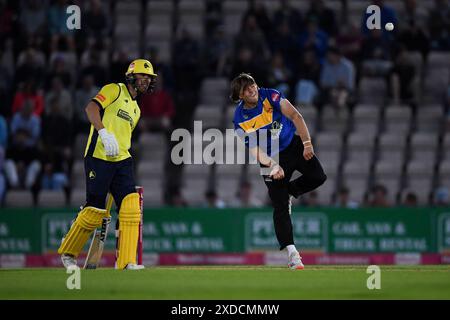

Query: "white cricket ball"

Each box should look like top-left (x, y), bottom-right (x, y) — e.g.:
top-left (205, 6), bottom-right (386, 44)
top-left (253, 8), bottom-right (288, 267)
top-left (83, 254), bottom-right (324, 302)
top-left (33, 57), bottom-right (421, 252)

top-left (385, 22), bottom-right (394, 31)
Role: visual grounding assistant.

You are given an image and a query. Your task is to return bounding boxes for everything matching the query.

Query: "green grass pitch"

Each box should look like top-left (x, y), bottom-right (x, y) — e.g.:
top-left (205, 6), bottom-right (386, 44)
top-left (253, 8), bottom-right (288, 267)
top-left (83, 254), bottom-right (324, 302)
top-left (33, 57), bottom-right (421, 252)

top-left (0, 266), bottom-right (449, 299)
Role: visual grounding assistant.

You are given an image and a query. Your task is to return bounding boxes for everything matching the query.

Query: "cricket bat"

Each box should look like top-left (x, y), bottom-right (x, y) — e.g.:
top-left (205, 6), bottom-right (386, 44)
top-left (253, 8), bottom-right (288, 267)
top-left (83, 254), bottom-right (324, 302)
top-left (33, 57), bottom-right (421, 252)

top-left (83, 193), bottom-right (114, 269)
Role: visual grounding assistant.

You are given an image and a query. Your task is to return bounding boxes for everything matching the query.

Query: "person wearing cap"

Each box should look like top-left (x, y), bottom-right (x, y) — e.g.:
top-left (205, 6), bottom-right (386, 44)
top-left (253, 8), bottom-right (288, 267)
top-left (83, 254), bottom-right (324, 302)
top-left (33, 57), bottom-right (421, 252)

top-left (58, 59), bottom-right (157, 270)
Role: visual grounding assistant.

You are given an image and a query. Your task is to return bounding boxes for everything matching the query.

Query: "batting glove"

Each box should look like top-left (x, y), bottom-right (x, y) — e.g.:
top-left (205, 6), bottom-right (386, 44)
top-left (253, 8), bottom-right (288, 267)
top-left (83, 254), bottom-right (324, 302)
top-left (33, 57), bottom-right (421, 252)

top-left (98, 128), bottom-right (119, 157)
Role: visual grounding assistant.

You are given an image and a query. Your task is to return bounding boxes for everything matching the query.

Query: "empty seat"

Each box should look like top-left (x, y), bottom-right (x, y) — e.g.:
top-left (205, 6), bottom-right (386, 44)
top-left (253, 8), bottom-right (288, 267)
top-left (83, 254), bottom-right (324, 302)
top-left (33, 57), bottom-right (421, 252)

top-left (352, 105), bottom-right (380, 133)
top-left (405, 160), bottom-right (434, 178)
top-left (315, 177), bottom-right (336, 205)
top-left (200, 77), bottom-right (228, 106)
top-left (409, 132), bottom-right (438, 163)
top-left (321, 106), bottom-right (349, 133)
top-left (4, 190), bottom-right (34, 208)
top-left (438, 161), bottom-right (450, 179)
top-left (415, 105), bottom-right (444, 132)
top-left (342, 161), bottom-right (371, 178)
top-left (341, 177), bottom-right (368, 203)
top-left (358, 77), bottom-right (387, 104)
top-left (346, 149), bottom-right (373, 164)
top-left (193, 105), bottom-right (223, 128)
top-left (373, 160), bottom-right (403, 178)
top-left (147, 0), bottom-right (174, 14)
top-left (384, 105), bottom-right (412, 133)
top-left (347, 131), bottom-right (376, 150)
top-left (39, 190), bottom-right (66, 207)
top-left (314, 132), bottom-right (343, 151)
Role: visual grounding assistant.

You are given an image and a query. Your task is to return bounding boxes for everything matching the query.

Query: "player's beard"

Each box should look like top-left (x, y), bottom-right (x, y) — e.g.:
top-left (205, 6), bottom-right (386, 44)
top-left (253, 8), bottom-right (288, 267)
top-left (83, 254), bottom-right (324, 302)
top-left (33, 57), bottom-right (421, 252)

top-left (136, 82), bottom-right (149, 94)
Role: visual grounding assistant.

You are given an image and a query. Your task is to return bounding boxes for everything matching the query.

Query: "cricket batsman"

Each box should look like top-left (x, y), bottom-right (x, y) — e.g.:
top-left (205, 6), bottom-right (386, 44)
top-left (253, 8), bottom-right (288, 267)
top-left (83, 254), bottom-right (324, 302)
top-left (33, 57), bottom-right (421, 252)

top-left (58, 59), bottom-right (157, 270)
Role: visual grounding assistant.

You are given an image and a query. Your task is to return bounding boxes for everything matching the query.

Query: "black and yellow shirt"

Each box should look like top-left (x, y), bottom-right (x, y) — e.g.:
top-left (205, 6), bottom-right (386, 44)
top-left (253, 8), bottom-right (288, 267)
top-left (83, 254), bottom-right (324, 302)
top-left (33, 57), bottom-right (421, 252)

top-left (84, 83), bottom-right (140, 161)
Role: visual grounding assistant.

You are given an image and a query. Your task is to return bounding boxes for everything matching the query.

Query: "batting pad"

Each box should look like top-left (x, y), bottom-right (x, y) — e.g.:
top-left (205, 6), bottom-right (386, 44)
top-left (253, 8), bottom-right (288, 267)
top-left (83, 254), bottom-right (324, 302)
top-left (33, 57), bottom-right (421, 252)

top-left (116, 193), bottom-right (140, 269)
top-left (58, 206), bottom-right (108, 257)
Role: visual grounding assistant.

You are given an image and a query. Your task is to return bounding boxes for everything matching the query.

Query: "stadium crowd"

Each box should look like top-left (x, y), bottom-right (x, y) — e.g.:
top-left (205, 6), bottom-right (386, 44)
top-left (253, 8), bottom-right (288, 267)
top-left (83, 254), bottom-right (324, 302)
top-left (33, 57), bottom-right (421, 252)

top-left (0, 0), bottom-right (449, 208)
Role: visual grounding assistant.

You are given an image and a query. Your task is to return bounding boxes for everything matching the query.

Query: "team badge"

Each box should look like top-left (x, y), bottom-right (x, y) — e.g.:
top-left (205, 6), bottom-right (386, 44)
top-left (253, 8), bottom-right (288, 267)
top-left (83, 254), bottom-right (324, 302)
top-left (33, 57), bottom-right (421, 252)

top-left (89, 171), bottom-right (96, 179)
top-left (271, 92), bottom-right (280, 102)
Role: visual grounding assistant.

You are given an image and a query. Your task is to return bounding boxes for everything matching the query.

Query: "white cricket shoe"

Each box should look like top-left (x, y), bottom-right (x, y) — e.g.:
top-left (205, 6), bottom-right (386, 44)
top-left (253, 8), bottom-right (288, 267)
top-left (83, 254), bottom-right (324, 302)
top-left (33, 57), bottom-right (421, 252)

top-left (124, 263), bottom-right (145, 270)
top-left (61, 254), bottom-right (77, 269)
top-left (288, 251), bottom-right (304, 270)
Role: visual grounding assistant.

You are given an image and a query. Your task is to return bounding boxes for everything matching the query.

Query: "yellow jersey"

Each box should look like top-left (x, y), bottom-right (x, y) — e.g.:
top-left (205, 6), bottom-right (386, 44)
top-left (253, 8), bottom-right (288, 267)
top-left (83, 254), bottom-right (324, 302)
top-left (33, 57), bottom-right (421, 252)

top-left (84, 83), bottom-right (141, 161)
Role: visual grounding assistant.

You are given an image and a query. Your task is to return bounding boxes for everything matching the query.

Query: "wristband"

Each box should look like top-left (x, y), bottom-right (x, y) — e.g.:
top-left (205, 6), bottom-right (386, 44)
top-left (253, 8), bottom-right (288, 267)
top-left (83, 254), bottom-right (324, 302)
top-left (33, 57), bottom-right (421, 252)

top-left (303, 140), bottom-right (312, 145)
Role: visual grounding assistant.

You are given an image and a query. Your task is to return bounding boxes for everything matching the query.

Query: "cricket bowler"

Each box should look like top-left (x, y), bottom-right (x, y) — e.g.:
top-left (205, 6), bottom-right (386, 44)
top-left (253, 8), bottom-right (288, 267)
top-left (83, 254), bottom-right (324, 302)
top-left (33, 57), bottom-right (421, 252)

top-left (230, 73), bottom-right (327, 269)
top-left (58, 59), bottom-right (157, 270)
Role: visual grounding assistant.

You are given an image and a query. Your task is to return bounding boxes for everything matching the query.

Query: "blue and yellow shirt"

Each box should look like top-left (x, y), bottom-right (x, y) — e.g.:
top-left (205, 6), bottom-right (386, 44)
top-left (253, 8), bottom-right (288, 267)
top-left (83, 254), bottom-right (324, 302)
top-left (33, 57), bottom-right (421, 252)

top-left (233, 88), bottom-right (296, 156)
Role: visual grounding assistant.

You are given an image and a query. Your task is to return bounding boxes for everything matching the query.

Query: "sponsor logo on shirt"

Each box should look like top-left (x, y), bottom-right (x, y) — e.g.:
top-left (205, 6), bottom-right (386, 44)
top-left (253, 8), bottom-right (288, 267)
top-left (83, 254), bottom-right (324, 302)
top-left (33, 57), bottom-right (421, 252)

top-left (96, 94), bottom-right (106, 102)
top-left (271, 92), bottom-right (280, 102)
top-left (117, 109), bottom-right (134, 128)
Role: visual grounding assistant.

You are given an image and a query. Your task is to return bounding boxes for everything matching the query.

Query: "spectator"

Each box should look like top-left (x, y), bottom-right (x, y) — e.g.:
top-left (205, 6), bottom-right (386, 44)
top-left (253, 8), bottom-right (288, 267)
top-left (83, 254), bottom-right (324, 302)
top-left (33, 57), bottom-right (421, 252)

top-left (172, 27), bottom-right (202, 129)
top-left (46, 55), bottom-right (73, 89)
top-left (234, 14), bottom-right (270, 65)
top-left (204, 0), bottom-right (223, 39)
top-left (204, 25), bottom-right (231, 77)
top-left (4, 100), bottom-right (41, 190)
top-left (433, 187), bottom-right (449, 206)
top-left (427, 0), bottom-right (450, 50)
top-left (267, 51), bottom-right (292, 98)
top-left (242, 0), bottom-right (272, 40)
top-left (44, 76), bottom-right (73, 121)
top-left (295, 48), bottom-right (321, 106)
top-left (306, 0), bottom-right (338, 36)
top-left (11, 80), bottom-right (44, 116)
top-left (273, 0), bottom-right (303, 35)
top-left (402, 191), bottom-right (418, 207)
top-left (335, 23), bottom-right (363, 64)
top-left (335, 186), bottom-right (359, 209)
top-left (361, 29), bottom-right (393, 77)
top-left (0, 48), bottom-right (13, 118)
top-left (367, 184), bottom-right (390, 207)
top-left (170, 189), bottom-right (189, 207)
top-left (110, 49), bottom-right (131, 84)
top-left (230, 47), bottom-right (267, 87)
top-left (47, 0), bottom-right (76, 50)
top-left (15, 46), bottom-right (46, 88)
top-left (138, 72), bottom-right (175, 133)
top-left (269, 19), bottom-right (298, 71)
top-left (39, 98), bottom-right (72, 201)
top-left (302, 190), bottom-right (319, 207)
top-left (398, 20), bottom-right (430, 63)
top-left (204, 189), bottom-right (226, 208)
top-left (18, 0), bottom-right (47, 37)
top-left (388, 46), bottom-right (417, 106)
top-left (0, 0), bottom-right (15, 42)
top-left (74, 75), bottom-right (98, 134)
top-left (401, 0), bottom-right (428, 30)
top-left (230, 181), bottom-right (263, 208)
top-left (319, 46), bottom-right (355, 110)
top-left (0, 115), bottom-right (7, 204)
top-left (80, 48), bottom-right (107, 87)
top-left (297, 18), bottom-right (328, 64)
top-left (83, 0), bottom-right (111, 40)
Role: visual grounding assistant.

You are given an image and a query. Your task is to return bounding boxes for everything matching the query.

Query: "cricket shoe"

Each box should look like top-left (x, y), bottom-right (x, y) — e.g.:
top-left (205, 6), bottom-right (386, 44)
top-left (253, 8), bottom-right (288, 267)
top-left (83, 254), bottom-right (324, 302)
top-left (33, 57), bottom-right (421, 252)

top-left (124, 263), bottom-right (145, 270)
top-left (288, 251), bottom-right (304, 270)
top-left (61, 254), bottom-right (77, 269)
